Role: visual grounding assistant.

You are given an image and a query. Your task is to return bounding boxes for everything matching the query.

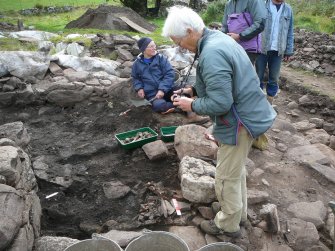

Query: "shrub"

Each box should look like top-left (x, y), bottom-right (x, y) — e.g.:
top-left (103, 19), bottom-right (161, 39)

top-left (201, 0), bottom-right (226, 25)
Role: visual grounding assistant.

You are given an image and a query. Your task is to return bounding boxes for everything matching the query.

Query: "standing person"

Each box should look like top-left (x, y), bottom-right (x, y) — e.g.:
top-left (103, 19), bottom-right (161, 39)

top-left (255, 0), bottom-right (294, 104)
top-left (163, 6), bottom-right (276, 237)
top-left (132, 37), bottom-right (175, 114)
top-left (222, 0), bottom-right (267, 64)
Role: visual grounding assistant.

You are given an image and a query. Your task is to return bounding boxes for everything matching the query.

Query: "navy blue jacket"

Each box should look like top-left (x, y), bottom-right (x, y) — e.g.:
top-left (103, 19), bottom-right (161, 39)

top-left (131, 53), bottom-right (175, 99)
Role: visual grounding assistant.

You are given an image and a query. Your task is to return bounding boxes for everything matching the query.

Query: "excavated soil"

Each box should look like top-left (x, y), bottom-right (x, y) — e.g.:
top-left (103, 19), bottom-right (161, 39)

top-left (0, 68), bottom-right (334, 249)
top-left (65, 5), bottom-right (156, 32)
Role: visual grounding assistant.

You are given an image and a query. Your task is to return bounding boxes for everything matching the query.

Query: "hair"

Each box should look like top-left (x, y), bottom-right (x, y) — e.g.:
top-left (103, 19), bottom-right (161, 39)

top-left (162, 6), bottom-right (205, 38)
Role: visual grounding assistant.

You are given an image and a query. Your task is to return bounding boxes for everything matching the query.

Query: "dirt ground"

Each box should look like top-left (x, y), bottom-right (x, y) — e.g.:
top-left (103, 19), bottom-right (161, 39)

top-left (0, 66), bottom-right (334, 249)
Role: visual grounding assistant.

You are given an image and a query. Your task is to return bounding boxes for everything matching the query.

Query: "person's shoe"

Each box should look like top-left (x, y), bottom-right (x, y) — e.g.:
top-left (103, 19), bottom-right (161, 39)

top-left (161, 108), bottom-right (175, 115)
top-left (211, 201), bottom-right (221, 215)
top-left (200, 220), bottom-right (223, 235)
top-left (200, 220), bottom-right (241, 238)
top-left (186, 112), bottom-right (210, 125)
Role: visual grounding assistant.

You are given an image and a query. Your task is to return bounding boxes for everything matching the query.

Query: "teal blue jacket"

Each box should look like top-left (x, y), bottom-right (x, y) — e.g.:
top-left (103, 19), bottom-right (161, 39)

top-left (191, 29), bottom-right (276, 145)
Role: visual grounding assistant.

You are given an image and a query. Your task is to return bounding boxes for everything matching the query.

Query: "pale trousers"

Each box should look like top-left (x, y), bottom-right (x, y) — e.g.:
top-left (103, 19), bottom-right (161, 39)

top-left (214, 127), bottom-right (254, 232)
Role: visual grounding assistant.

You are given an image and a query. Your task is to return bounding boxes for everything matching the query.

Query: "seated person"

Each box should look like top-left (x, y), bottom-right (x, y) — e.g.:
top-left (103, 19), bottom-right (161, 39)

top-left (131, 37), bottom-right (175, 114)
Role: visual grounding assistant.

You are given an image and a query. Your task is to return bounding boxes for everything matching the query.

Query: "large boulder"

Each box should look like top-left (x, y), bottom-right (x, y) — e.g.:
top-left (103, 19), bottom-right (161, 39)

top-left (179, 156), bottom-right (216, 203)
top-left (0, 184), bottom-right (25, 250)
top-left (0, 51), bottom-right (50, 79)
top-left (174, 124), bottom-right (218, 160)
top-left (54, 54), bottom-right (120, 76)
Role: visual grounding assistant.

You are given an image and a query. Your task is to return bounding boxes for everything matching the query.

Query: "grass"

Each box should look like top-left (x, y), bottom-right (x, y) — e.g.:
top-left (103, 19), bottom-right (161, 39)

top-left (0, 0), bottom-right (120, 12)
top-left (294, 15), bottom-right (335, 34)
top-left (0, 37), bottom-right (38, 51)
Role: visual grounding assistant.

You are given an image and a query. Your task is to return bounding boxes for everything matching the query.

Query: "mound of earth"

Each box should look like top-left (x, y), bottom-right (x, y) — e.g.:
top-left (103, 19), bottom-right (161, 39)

top-left (65, 5), bottom-right (156, 32)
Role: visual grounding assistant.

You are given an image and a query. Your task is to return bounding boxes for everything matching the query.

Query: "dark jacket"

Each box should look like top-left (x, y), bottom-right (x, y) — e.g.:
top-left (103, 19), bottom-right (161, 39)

top-left (131, 53), bottom-right (175, 99)
top-left (192, 29), bottom-right (277, 145)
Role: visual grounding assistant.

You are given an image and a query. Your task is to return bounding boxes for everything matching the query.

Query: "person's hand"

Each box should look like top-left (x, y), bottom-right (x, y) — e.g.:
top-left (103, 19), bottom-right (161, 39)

top-left (155, 90), bottom-right (165, 99)
top-left (137, 89), bottom-right (145, 98)
top-left (227, 33), bottom-right (240, 41)
top-left (173, 87), bottom-right (193, 96)
top-left (173, 96), bottom-right (194, 112)
top-left (283, 55), bottom-right (291, 62)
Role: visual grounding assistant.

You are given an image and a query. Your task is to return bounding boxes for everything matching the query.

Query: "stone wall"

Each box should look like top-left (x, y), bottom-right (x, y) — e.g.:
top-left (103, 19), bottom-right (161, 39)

top-left (288, 29), bottom-right (335, 77)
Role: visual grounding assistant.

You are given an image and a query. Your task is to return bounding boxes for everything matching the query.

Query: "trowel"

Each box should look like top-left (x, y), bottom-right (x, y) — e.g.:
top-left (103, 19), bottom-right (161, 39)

top-left (129, 97), bottom-right (157, 107)
top-left (119, 97), bottom-right (157, 116)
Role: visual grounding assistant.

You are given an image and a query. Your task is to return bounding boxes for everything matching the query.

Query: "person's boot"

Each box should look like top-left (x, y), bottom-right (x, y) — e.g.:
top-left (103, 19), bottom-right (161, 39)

top-left (186, 111), bottom-right (210, 125)
top-left (200, 220), bottom-right (241, 237)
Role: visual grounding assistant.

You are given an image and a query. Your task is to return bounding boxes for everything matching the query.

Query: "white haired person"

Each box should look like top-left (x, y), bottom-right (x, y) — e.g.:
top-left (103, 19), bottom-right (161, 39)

top-left (162, 6), bottom-right (276, 237)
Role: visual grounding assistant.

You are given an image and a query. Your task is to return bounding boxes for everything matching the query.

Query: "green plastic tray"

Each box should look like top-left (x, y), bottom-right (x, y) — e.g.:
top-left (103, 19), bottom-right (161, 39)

top-left (115, 127), bottom-right (158, 150)
top-left (160, 126), bottom-right (178, 142)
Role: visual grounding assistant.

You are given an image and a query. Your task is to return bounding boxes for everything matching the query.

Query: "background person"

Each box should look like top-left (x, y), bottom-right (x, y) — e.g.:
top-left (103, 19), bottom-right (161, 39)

top-left (222, 0), bottom-right (267, 64)
top-left (162, 6), bottom-right (276, 237)
top-left (255, 0), bottom-right (294, 104)
top-left (132, 37), bottom-right (175, 114)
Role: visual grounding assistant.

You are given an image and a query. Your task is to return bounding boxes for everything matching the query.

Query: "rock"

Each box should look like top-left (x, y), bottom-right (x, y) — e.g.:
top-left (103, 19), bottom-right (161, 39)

top-left (46, 85), bottom-right (94, 107)
top-left (0, 122), bottom-right (30, 148)
top-left (247, 190), bottom-right (269, 205)
top-left (117, 47), bottom-right (134, 61)
top-left (285, 145), bottom-right (328, 165)
top-left (0, 51), bottom-right (50, 79)
top-left (178, 156), bottom-right (216, 203)
top-left (64, 70), bottom-right (90, 82)
top-left (293, 120), bottom-right (316, 132)
top-left (287, 101), bottom-right (299, 109)
top-left (323, 122), bottom-right (335, 132)
top-left (298, 95), bottom-right (313, 106)
top-left (304, 162), bottom-right (335, 185)
top-left (0, 146), bottom-right (21, 184)
top-left (284, 218), bottom-right (319, 251)
top-left (329, 135), bottom-right (335, 150)
top-left (272, 118), bottom-right (297, 134)
top-left (102, 180), bottom-right (131, 199)
top-left (309, 118), bottom-right (324, 128)
top-left (55, 54), bottom-right (120, 76)
top-left (0, 184), bottom-right (25, 250)
top-left (198, 206), bottom-right (214, 220)
top-left (305, 129), bottom-right (330, 145)
top-left (8, 30), bottom-right (57, 41)
top-left (287, 201), bottom-right (327, 229)
top-left (326, 209), bottom-right (334, 241)
top-left (174, 124), bottom-right (218, 160)
top-left (168, 226), bottom-right (206, 251)
top-left (142, 140), bottom-right (169, 160)
top-left (48, 62), bottom-right (63, 76)
top-left (66, 42), bottom-right (85, 56)
top-left (276, 142), bottom-right (288, 152)
top-left (250, 168), bottom-right (264, 178)
top-left (113, 34), bottom-right (136, 45)
top-left (309, 60), bottom-right (320, 69)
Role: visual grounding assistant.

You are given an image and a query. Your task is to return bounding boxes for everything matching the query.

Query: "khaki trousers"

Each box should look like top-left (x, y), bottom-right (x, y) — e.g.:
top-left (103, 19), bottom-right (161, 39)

top-left (214, 127), bottom-right (254, 232)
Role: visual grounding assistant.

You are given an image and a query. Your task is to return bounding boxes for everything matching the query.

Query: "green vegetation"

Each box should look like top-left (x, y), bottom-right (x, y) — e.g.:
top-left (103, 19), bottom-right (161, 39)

top-left (201, 0), bottom-right (226, 25)
top-left (288, 0), bottom-right (335, 34)
top-left (0, 0), bottom-right (120, 12)
top-left (0, 37), bottom-right (38, 51)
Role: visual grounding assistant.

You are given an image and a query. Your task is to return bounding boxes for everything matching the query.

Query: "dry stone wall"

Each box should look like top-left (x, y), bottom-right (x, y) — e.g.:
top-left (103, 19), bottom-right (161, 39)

top-left (289, 29), bottom-right (335, 77)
